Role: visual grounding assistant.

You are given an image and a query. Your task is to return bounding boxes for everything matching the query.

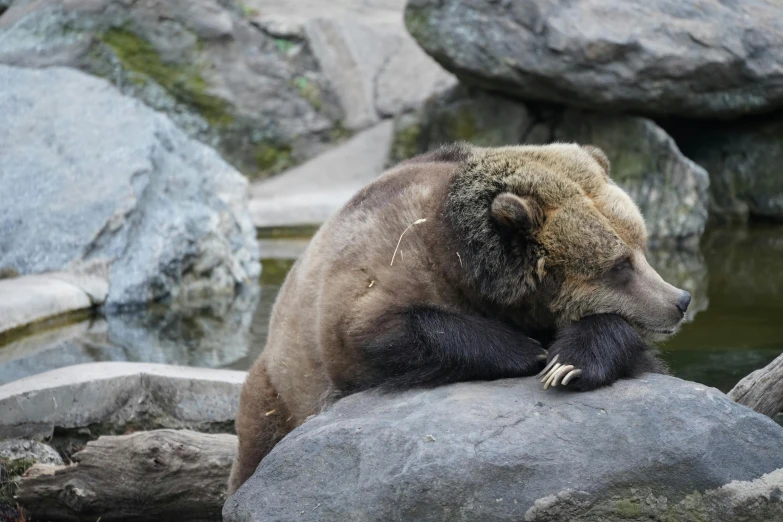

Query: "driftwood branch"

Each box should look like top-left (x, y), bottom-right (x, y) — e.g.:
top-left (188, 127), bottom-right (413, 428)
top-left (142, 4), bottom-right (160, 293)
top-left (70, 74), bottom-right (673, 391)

top-left (16, 429), bottom-right (236, 522)
top-left (729, 353), bottom-right (783, 418)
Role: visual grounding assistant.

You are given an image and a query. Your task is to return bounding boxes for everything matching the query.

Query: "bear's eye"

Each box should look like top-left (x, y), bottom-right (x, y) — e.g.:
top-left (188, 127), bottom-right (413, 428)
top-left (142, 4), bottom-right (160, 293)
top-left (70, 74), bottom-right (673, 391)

top-left (611, 258), bottom-right (632, 273)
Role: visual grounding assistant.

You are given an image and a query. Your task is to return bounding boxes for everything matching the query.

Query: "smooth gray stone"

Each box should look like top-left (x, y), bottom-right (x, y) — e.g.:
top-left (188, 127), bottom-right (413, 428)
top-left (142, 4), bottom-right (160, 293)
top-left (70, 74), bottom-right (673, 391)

top-left (405, 0), bottom-right (783, 118)
top-left (225, 375), bottom-right (783, 521)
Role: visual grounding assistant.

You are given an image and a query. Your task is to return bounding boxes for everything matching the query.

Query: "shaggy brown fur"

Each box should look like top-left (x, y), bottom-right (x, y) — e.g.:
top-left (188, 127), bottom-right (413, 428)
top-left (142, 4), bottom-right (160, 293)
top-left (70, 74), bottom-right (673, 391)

top-left (227, 143), bottom-right (689, 494)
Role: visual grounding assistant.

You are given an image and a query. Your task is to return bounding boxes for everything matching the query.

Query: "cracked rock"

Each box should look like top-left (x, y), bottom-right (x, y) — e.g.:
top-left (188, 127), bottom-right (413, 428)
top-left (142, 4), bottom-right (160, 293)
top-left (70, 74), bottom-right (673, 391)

top-left (225, 375), bottom-right (783, 522)
top-left (0, 439), bottom-right (62, 466)
top-left (248, 0), bottom-right (455, 131)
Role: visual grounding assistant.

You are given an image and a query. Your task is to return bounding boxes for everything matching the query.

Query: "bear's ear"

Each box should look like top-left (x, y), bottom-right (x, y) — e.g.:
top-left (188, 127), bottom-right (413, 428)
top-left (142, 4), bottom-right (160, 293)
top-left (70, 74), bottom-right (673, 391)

top-left (582, 145), bottom-right (611, 177)
top-left (491, 193), bottom-right (542, 233)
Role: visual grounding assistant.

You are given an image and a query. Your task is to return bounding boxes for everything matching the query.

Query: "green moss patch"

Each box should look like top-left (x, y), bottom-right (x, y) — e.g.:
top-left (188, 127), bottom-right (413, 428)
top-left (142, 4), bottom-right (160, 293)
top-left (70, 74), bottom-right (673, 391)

top-left (404, 6), bottom-right (436, 50)
top-left (260, 259), bottom-right (296, 286)
top-left (444, 108), bottom-right (478, 142)
top-left (390, 119), bottom-right (423, 164)
top-left (292, 76), bottom-right (321, 110)
top-left (100, 27), bottom-right (234, 127)
top-left (0, 268), bottom-right (19, 280)
top-left (274, 38), bottom-right (297, 55)
top-left (254, 143), bottom-right (294, 176)
top-left (239, 2), bottom-right (260, 18)
top-left (256, 226), bottom-right (319, 240)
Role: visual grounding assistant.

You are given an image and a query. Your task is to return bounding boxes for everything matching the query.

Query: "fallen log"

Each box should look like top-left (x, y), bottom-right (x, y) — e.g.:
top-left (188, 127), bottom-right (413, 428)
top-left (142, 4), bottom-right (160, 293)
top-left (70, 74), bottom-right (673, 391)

top-left (728, 353), bottom-right (783, 418)
top-left (16, 429), bottom-right (237, 522)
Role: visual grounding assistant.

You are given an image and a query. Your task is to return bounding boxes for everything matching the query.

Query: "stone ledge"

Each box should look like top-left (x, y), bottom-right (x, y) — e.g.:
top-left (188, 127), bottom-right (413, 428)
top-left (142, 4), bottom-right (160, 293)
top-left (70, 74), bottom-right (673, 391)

top-left (249, 120), bottom-right (393, 228)
top-left (0, 362), bottom-right (246, 440)
top-left (0, 273), bottom-right (106, 335)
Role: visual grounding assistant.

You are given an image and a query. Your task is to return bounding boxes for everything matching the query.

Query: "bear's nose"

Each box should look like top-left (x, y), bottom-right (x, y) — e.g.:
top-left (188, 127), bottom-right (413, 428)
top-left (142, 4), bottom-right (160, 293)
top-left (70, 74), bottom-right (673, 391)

top-left (676, 291), bottom-right (691, 314)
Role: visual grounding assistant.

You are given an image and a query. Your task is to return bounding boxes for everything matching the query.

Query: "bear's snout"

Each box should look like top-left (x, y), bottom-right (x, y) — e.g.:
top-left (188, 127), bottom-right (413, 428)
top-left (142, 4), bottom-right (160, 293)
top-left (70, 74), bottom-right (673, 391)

top-left (676, 291), bottom-right (691, 315)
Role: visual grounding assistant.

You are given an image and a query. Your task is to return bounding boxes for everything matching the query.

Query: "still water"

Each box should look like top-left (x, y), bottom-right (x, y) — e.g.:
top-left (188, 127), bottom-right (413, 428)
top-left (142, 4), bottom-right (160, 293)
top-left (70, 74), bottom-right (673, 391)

top-left (1, 225), bottom-right (782, 394)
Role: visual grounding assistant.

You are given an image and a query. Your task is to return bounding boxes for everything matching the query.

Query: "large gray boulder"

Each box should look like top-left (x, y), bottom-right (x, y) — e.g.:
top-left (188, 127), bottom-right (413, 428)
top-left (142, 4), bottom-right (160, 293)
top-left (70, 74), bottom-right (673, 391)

top-left (0, 0), bottom-right (455, 176)
top-left (225, 376), bottom-right (783, 522)
top-left (405, 0), bottom-right (783, 118)
top-left (0, 64), bottom-right (259, 309)
top-left (391, 88), bottom-right (709, 244)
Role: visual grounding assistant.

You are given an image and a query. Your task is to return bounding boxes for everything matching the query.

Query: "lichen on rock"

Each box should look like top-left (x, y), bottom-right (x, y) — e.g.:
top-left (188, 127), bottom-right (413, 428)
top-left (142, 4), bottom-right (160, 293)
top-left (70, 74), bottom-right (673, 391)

top-left (99, 27), bottom-right (234, 127)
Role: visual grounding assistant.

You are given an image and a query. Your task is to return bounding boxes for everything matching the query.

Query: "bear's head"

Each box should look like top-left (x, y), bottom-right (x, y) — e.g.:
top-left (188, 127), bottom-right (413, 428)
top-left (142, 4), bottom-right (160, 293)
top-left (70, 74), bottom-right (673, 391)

top-left (447, 143), bottom-right (690, 340)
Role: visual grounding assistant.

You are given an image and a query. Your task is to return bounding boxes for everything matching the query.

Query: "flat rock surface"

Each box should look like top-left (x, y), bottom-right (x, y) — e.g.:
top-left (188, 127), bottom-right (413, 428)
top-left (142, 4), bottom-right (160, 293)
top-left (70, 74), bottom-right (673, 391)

top-left (405, 0), bottom-right (783, 117)
top-left (226, 375), bottom-right (783, 522)
top-left (0, 274), bottom-right (94, 335)
top-left (250, 120), bottom-right (394, 228)
top-left (0, 64), bottom-right (259, 309)
top-left (0, 362), bottom-right (246, 440)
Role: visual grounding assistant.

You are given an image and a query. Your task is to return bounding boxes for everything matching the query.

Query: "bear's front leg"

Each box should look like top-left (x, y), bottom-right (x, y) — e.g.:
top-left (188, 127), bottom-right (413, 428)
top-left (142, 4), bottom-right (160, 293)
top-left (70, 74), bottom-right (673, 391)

top-left (538, 314), bottom-right (667, 391)
top-left (354, 305), bottom-right (549, 391)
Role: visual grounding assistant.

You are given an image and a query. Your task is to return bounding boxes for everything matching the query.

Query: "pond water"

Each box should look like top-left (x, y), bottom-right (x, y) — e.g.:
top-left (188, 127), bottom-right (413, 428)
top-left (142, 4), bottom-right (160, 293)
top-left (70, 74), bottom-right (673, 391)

top-left (1, 225), bottom-right (782, 396)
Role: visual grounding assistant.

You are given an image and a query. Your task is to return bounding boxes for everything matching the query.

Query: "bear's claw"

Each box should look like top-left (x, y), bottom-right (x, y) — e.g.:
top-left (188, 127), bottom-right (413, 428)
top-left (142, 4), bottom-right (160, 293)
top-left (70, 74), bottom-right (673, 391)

top-left (537, 354), bottom-right (582, 389)
top-left (536, 354), bottom-right (559, 378)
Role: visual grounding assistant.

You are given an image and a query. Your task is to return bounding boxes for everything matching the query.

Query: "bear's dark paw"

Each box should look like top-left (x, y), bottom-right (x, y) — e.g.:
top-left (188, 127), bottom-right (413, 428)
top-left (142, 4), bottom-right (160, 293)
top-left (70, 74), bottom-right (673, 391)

top-left (536, 314), bottom-right (650, 392)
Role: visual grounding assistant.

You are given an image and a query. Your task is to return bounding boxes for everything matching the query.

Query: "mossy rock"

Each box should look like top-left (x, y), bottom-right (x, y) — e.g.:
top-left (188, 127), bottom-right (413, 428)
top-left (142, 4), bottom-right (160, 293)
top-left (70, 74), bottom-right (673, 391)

top-left (254, 143), bottom-right (294, 176)
top-left (99, 27), bottom-right (234, 127)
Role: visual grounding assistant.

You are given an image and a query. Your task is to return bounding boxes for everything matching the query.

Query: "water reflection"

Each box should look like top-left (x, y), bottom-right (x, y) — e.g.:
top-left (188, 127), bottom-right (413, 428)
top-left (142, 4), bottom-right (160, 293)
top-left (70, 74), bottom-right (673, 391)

top-left (0, 286), bottom-right (259, 385)
top-left (660, 225), bottom-right (783, 392)
top-left (2, 225), bottom-right (782, 394)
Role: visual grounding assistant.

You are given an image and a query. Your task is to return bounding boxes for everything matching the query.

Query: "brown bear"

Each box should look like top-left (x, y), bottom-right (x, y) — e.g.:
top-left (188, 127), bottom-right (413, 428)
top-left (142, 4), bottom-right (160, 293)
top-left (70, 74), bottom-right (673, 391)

top-left (227, 142), bottom-right (690, 494)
